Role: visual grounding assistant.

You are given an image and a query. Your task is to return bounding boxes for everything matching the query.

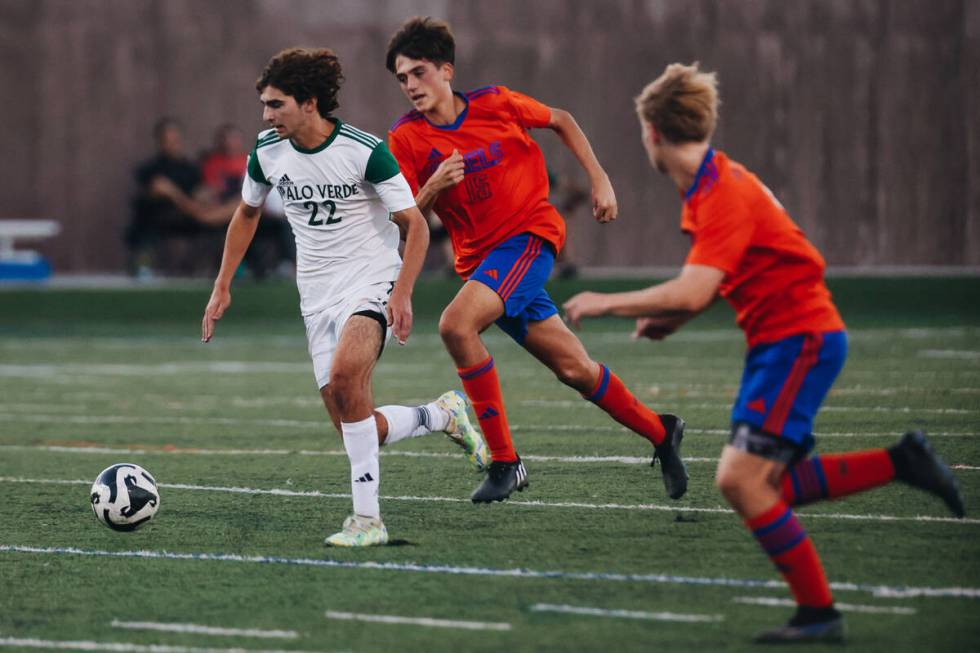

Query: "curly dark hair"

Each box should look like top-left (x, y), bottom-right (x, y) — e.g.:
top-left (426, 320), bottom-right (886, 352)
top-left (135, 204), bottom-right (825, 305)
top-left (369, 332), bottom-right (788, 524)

top-left (385, 17), bottom-right (455, 72)
top-left (256, 48), bottom-right (344, 118)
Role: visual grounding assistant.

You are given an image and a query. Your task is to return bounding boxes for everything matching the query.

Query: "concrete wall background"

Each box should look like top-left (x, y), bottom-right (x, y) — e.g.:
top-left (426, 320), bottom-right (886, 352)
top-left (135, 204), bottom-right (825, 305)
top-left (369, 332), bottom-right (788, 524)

top-left (1, 0), bottom-right (977, 272)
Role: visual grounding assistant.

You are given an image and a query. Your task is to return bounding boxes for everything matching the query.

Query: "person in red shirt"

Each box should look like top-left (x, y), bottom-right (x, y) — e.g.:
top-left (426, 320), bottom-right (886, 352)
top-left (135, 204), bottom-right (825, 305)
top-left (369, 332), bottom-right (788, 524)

top-left (564, 62), bottom-right (965, 643)
top-left (385, 16), bottom-right (688, 504)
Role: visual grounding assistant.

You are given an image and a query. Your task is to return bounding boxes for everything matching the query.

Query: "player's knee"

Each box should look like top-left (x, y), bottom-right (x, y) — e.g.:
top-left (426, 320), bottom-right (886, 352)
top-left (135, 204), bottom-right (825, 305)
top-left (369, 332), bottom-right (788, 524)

top-left (438, 311), bottom-right (471, 346)
top-left (325, 370), bottom-right (360, 410)
top-left (553, 360), bottom-right (593, 392)
top-left (715, 464), bottom-right (748, 504)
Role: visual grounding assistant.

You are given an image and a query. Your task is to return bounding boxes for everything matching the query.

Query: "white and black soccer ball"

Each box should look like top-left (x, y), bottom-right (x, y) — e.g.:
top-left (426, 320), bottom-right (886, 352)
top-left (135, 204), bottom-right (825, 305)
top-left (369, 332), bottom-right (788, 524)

top-left (90, 463), bottom-right (160, 531)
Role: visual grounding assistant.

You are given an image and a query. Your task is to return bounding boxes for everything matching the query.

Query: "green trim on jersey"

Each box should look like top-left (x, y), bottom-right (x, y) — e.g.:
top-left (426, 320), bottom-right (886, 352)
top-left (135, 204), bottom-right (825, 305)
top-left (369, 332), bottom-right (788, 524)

top-left (365, 142), bottom-right (402, 184)
top-left (290, 118), bottom-right (341, 154)
top-left (339, 124), bottom-right (381, 149)
top-left (248, 130), bottom-right (282, 185)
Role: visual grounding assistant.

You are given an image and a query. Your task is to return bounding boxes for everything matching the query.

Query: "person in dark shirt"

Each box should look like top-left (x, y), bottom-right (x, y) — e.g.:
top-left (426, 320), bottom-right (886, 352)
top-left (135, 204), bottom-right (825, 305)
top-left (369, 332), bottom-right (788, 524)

top-left (126, 118), bottom-right (226, 277)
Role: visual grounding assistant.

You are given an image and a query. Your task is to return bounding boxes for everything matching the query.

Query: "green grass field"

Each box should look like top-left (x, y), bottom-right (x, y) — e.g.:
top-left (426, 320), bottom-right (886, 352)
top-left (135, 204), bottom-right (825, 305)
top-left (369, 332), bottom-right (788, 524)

top-left (1, 277), bottom-right (978, 653)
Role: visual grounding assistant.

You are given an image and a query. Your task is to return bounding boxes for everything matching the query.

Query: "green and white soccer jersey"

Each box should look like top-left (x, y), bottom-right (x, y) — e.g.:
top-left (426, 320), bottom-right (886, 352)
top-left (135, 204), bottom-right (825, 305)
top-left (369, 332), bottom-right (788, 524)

top-left (242, 120), bottom-right (416, 316)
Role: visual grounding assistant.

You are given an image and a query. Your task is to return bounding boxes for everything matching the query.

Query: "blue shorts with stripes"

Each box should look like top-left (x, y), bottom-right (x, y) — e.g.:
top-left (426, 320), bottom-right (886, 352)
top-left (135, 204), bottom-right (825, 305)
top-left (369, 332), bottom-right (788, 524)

top-left (470, 233), bottom-right (557, 344)
top-left (731, 330), bottom-right (847, 454)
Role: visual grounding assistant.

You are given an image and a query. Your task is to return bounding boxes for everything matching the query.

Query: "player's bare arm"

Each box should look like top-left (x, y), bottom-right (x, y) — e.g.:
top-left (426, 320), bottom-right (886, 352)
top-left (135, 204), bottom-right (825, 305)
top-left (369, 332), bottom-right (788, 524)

top-left (387, 206), bottom-right (431, 345)
top-left (563, 264), bottom-right (724, 331)
top-left (547, 108), bottom-right (617, 223)
top-left (414, 149), bottom-right (464, 216)
top-left (202, 201), bottom-right (262, 343)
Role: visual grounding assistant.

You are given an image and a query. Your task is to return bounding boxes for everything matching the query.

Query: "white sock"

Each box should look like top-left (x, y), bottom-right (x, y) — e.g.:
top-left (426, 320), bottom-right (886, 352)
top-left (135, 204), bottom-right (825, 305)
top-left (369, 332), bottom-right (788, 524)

top-left (341, 416), bottom-right (380, 519)
top-left (377, 402), bottom-right (451, 445)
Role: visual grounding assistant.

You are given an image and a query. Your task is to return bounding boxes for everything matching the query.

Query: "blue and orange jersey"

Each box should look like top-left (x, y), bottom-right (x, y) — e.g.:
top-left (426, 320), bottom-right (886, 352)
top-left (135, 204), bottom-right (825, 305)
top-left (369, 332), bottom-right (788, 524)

top-left (388, 85), bottom-right (565, 278)
top-left (681, 149), bottom-right (845, 347)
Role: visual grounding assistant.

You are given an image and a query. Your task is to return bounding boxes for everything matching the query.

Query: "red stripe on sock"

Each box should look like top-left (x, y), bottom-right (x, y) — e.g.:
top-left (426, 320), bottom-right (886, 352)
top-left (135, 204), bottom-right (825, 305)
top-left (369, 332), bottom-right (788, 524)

top-left (586, 367), bottom-right (666, 445)
top-left (458, 356), bottom-right (516, 462)
top-left (746, 500), bottom-right (833, 608)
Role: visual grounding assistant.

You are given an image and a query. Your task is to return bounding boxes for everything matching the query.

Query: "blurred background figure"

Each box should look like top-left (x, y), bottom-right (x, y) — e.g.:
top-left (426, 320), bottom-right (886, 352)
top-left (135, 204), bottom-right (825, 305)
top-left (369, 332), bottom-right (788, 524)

top-left (125, 118), bottom-right (227, 278)
top-left (125, 120), bottom-right (293, 279)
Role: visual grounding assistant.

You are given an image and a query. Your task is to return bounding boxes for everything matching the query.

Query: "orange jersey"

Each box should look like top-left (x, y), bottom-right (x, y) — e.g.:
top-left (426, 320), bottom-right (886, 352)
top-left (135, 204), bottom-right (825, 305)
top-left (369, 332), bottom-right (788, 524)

top-left (681, 149), bottom-right (845, 347)
top-left (388, 86), bottom-right (565, 277)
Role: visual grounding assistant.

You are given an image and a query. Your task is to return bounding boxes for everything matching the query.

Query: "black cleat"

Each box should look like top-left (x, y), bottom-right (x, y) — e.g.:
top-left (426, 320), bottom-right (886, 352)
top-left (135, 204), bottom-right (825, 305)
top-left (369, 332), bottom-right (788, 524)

top-left (652, 414), bottom-right (689, 499)
top-left (754, 606), bottom-right (846, 644)
top-left (471, 458), bottom-right (529, 503)
top-left (890, 430), bottom-right (965, 517)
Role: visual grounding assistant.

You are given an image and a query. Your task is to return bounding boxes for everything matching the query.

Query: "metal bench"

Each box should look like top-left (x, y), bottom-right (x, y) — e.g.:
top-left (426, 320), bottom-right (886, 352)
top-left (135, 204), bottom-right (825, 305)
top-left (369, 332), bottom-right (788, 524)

top-left (0, 219), bottom-right (61, 280)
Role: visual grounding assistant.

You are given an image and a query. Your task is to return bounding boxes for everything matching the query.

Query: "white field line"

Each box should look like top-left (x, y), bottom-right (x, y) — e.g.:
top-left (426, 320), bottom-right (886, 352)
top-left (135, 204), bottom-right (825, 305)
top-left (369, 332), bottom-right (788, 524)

top-left (519, 399), bottom-right (980, 415)
top-left (0, 413), bottom-right (977, 438)
top-left (110, 620), bottom-right (297, 639)
top-left (2, 545), bottom-right (978, 600)
top-left (0, 635), bottom-right (336, 653)
top-left (5, 444), bottom-right (979, 471)
top-left (324, 610), bottom-right (510, 631)
top-left (919, 349), bottom-right (980, 361)
top-left (0, 477), bottom-right (975, 525)
top-left (529, 603), bottom-right (723, 623)
top-left (733, 596), bottom-right (916, 615)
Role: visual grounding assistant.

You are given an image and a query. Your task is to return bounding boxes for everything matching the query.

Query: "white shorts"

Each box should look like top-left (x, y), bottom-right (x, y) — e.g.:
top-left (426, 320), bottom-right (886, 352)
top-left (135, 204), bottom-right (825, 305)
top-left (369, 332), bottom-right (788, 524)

top-left (304, 283), bottom-right (392, 389)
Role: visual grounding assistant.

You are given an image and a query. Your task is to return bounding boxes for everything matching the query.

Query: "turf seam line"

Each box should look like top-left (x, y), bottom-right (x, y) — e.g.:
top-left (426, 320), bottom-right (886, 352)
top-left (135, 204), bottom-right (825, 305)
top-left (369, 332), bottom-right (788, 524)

top-left (110, 620), bottom-right (298, 639)
top-left (528, 604), bottom-right (724, 623)
top-left (324, 611), bottom-right (511, 631)
top-left (2, 545), bottom-right (977, 599)
top-left (0, 477), bottom-right (974, 524)
top-left (732, 596), bottom-right (917, 615)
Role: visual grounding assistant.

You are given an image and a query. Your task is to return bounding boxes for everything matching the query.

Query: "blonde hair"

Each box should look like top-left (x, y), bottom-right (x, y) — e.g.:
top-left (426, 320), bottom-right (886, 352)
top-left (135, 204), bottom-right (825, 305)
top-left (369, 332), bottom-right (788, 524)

top-left (635, 62), bottom-right (719, 143)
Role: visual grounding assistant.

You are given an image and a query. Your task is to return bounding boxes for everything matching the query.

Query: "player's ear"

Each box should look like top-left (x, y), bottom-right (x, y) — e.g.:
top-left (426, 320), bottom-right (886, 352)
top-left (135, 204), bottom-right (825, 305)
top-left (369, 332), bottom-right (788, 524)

top-left (440, 62), bottom-right (454, 83)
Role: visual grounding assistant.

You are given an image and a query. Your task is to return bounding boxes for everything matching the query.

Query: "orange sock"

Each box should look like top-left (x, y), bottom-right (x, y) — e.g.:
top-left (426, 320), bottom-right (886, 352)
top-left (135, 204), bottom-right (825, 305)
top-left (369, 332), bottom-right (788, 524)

top-left (458, 356), bottom-right (516, 462)
top-left (747, 500), bottom-right (833, 608)
top-left (782, 450), bottom-right (895, 506)
top-left (585, 364), bottom-right (666, 445)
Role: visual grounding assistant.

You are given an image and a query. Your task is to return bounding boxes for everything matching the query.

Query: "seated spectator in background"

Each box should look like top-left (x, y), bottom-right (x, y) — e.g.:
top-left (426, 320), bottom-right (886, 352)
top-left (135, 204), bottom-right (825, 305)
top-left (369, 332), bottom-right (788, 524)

top-left (201, 124), bottom-right (249, 201)
top-left (126, 118), bottom-right (227, 277)
top-left (126, 119), bottom-right (293, 279)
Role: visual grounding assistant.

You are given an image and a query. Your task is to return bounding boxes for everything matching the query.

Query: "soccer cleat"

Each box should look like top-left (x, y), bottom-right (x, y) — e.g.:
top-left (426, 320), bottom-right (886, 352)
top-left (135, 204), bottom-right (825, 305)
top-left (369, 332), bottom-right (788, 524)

top-left (890, 430), bottom-right (965, 517)
top-left (471, 458), bottom-right (529, 503)
top-left (324, 514), bottom-right (389, 547)
top-left (651, 414), bottom-right (689, 500)
top-left (753, 607), bottom-right (846, 644)
top-left (436, 390), bottom-right (490, 472)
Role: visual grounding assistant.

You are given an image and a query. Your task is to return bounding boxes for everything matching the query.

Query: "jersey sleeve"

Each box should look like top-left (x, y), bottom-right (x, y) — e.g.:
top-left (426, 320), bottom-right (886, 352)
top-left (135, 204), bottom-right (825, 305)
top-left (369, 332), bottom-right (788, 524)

top-left (372, 172), bottom-right (417, 214)
top-left (387, 132), bottom-right (419, 195)
top-left (500, 86), bottom-right (552, 129)
top-left (241, 151), bottom-right (271, 207)
top-left (684, 186), bottom-right (753, 276)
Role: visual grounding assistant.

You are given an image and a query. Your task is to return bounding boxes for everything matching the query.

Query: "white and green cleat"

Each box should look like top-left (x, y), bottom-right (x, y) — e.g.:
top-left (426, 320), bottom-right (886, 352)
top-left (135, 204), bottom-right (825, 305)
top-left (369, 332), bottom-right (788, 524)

top-left (437, 390), bottom-right (490, 472)
top-left (324, 514), bottom-right (389, 547)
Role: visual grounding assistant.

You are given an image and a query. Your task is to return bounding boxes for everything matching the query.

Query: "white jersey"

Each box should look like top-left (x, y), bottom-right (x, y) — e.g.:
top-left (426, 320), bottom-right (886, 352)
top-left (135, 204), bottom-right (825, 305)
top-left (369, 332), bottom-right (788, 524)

top-left (242, 120), bottom-right (416, 316)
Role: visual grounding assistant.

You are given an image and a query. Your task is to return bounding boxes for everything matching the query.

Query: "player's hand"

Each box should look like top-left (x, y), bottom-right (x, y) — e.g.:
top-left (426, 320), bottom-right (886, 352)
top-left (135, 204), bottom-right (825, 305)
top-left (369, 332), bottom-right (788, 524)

top-left (562, 291), bottom-right (609, 329)
top-left (202, 286), bottom-right (231, 343)
top-left (592, 175), bottom-right (618, 223)
top-left (427, 149), bottom-right (465, 192)
top-left (386, 289), bottom-right (413, 345)
top-left (631, 316), bottom-right (676, 341)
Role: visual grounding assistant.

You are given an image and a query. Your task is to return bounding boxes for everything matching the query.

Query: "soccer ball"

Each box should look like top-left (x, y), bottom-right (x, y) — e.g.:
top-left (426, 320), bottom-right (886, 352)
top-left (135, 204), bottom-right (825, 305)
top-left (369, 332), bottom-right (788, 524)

top-left (90, 463), bottom-right (160, 531)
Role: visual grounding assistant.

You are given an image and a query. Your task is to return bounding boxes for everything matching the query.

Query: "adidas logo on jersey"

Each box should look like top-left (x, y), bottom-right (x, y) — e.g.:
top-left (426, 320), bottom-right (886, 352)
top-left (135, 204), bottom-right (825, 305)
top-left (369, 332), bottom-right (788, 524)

top-left (275, 173), bottom-right (295, 199)
top-left (484, 269), bottom-right (499, 281)
top-left (746, 398), bottom-right (767, 413)
top-left (354, 473), bottom-right (375, 483)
